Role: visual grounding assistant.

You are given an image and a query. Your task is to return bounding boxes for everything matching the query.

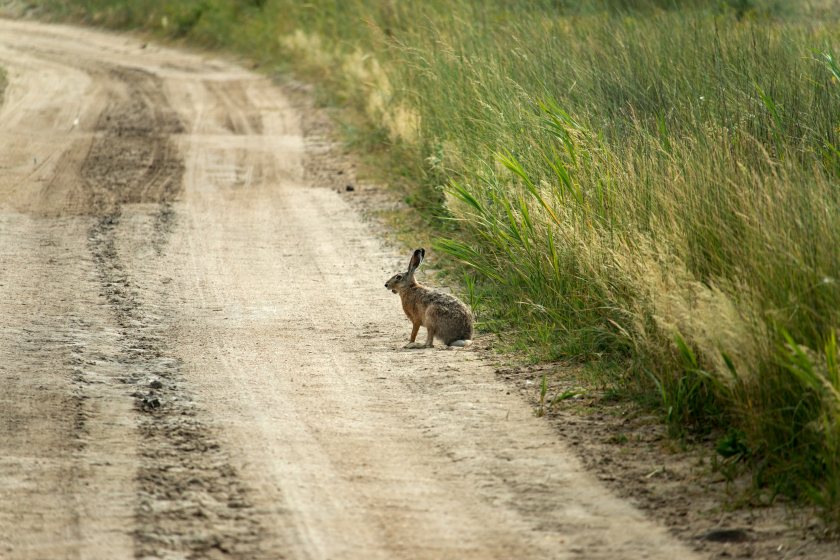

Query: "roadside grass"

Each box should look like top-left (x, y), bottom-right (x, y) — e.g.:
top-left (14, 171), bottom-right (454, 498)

top-left (30, 0), bottom-right (840, 529)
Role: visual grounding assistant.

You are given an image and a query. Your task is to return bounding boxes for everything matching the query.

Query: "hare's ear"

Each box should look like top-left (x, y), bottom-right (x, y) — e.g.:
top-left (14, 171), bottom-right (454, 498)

top-left (407, 248), bottom-right (425, 275)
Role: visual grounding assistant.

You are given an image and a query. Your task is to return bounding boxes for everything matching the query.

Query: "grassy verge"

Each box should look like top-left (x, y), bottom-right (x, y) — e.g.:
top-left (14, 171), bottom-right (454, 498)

top-left (29, 0), bottom-right (840, 528)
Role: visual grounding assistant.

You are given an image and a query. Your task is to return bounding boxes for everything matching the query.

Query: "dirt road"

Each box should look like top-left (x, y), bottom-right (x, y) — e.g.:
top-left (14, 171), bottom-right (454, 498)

top-left (0, 19), bottom-right (700, 559)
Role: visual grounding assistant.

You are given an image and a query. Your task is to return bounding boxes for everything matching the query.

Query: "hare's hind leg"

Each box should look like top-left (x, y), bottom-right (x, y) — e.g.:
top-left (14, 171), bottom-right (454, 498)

top-left (424, 326), bottom-right (435, 348)
top-left (423, 308), bottom-right (438, 348)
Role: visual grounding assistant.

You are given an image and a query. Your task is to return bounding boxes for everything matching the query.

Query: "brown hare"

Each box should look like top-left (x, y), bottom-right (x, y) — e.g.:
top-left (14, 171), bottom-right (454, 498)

top-left (385, 248), bottom-right (473, 348)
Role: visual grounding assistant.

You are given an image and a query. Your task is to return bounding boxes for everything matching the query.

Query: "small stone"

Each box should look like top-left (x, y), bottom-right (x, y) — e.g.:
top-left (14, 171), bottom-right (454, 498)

top-left (142, 395), bottom-right (161, 410)
top-left (345, 184), bottom-right (355, 192)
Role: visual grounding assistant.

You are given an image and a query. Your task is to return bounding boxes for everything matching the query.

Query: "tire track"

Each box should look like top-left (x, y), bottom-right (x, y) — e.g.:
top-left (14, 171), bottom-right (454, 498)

top-left (80, 66), bottom-right (270, 559)
top-left (204, 80), bottom-right (264, 136)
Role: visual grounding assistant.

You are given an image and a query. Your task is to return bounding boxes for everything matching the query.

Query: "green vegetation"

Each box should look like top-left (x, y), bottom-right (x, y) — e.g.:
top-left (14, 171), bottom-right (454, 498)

top-left (32, 0), bottom-right (840, 527)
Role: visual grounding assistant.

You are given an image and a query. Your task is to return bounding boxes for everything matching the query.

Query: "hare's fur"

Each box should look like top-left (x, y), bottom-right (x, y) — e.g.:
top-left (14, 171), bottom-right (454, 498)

top-left (385, 248), bottom-right (473, 348)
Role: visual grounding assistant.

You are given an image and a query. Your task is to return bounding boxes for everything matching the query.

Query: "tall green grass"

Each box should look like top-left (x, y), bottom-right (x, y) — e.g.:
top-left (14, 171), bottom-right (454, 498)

top-left (32, 0), bottom-right (840, 527)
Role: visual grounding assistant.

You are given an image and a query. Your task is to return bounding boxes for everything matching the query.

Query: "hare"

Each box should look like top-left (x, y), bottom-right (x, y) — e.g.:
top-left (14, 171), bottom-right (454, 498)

top-left (385, 248), bottom-right (473, 348)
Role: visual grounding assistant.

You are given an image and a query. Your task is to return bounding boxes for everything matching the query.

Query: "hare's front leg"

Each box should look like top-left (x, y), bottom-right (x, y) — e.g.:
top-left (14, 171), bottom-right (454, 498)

top-left (404, 322), bottom-right (425, 349)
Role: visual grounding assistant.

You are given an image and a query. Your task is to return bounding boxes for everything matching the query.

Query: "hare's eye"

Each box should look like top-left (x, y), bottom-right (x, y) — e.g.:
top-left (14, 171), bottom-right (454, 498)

top-left (396, 275), bottom-right (403, 280)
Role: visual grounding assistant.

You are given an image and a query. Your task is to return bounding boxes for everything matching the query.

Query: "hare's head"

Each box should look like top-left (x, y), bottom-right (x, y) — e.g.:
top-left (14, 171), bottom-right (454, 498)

top-left (385, 248), bottom-right (425, 293)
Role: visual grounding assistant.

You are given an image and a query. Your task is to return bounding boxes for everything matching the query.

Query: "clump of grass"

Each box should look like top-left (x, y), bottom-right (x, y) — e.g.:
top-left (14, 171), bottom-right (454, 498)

top-left (408, 8), bottom-right (840, 523)
top-left (34, 0), bottom-right (840, 527)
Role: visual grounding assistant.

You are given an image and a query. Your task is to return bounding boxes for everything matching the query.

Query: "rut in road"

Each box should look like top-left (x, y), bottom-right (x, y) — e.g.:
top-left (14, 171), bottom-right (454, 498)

top-left (0, 22), bottom-right (270, 559)
top-left (81, 66), bottom-right (269, 558)
top-left (0, 18), bottom-right (702, 560)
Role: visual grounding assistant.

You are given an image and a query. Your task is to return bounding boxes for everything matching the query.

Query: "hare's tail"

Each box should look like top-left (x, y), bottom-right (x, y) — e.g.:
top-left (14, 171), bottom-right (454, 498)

top-left (449, 339), bottom-right (473, 348)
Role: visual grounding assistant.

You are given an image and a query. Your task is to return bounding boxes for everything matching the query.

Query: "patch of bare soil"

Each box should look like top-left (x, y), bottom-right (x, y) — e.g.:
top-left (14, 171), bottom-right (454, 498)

top-left (496, 360), bottom-right (839, 560)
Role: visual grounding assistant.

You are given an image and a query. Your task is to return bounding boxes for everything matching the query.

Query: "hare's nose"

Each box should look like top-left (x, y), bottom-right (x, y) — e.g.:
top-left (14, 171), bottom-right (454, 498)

top-left (384, 283), bottom-right (388, 288)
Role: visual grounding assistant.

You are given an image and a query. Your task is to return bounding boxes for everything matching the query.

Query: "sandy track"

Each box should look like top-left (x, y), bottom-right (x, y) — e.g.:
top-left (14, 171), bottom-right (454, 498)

top-left (0, 19), bottom-right (700, 559)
